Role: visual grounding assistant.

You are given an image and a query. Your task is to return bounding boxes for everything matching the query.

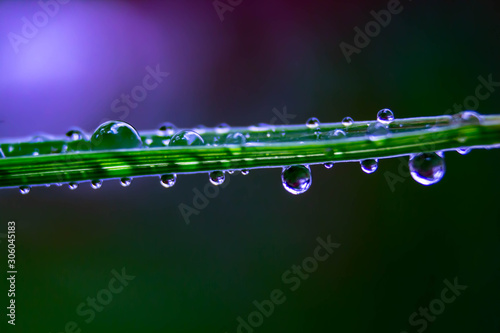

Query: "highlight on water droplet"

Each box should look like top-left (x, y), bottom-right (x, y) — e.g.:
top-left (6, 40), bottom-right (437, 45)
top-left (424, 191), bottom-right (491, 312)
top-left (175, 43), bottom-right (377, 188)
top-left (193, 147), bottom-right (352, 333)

top-left (0, 147), bottom-right (4, 158)
top-left (328, 129), bottom-right (346, 139)
top-left (367, 122), bottom-right (390, 141)
top-left (342, 117), bottom-right (354, 127)
top-left (169, 130), bottom-right (205, 146)
top-left (215, 123), bottom-right (231, 134)
top-left (456, 148), bottom-right (471, 155)
top-left (377, 108), bottom-right (395, 124)
top-left (90, 121), bottom-right (143, 151)
top-left (452, 111), bottom-right (482, 125)
top-left (68, 182), bottom-right (79, 190)
top-left (360, 159), bottom-right (378, 174)
top-left (33, 149), bottom-right (40, 156)
top-left (409, 152), bottom-right (445, 186)
top-left (240, 169), bottom-right (250, 176)
top-left (20, 186), bottom-right (31, 195)
top-left (160, 174), bottom-right (177, 188)
top-left (158, 122), bottom-right (177, 136)
top-left (225, 132), bottom-right (246, 145)
top-left (306, 117), bottom-right (320, 129)
top-left (66, 128), bottom-right (85, 141)
top-left (120, 178), bottom-right (132, 187)
top-left (281, 165), bottom-right (312, 195)
top-left (91, 180), bottom-right (103, 189)
top-left (209, 171), bottom-right (225, 186)
top-left (324, 162), bottom-right (334, 169)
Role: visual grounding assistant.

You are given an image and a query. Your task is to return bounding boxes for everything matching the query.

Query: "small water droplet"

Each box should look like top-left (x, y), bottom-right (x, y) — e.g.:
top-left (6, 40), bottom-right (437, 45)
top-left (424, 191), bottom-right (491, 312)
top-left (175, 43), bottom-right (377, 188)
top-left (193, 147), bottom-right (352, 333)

top-left (169, 130), bottom-right (205, 146)
top-left (91, 180), bottom-right (102, 189)
top-left (160, 174), bottom-right (177, 188)
top-left (328, 129), bottom-right (346, 139)
top-left (144, 138), bottom-right (153, 146)
top-left (377, 108), bottom-right (395, 124)
top-left (90, 121), bottom-right (142, 150)
top-left (20, 186), bottom-right (31, 195)
top-left (452, 111), bottom-right (482, 125)
top-left (456, 148), bottom-right (471, 155)
top-left (209, 171), bottom-right (225, 185)
top-left (360, 159), bottom-right (378, 174)
top-left (120, 178), bottom-right (132, 187)
top-left (241, 169), bottom-right (249, 175)
top-left (227, 170), bottom-right (234, 174)
top-left (68, 183), bottom-right (78, 190)
top-left (66, 128), bottom-right (85, 141)
top-left (282, 165), bottom-right (312, 195)
top-left (409, 153), bottom-right (445, 185)
top-left (367, 122), bottom-right (390, 141)
top-left (324, 162), bottom-right (334, 169)
top-left (306, 117), bottom-right (320, 129)
top-left (342, 117), bottom-right (354, 127)
top-left (225, 132), bottom-right (246, 145)
top-left (32, 148), bottom-right (39, 156)
top-left (215, 123), bottom-right (231, 134)
top-left (0, 147), bottom-right (4, 158)
top-left (158, 122), bottom-right (176, 136)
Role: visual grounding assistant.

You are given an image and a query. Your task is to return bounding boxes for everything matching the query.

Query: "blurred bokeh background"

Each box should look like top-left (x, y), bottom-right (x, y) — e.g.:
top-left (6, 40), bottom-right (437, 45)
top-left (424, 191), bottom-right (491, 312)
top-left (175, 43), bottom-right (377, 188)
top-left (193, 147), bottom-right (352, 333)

top-left (0, 0), bottom-right (499, 332)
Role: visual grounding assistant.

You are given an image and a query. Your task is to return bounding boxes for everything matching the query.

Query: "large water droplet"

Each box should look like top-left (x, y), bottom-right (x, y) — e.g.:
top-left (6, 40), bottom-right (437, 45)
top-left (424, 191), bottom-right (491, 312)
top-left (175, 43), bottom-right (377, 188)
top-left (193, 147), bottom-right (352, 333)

top-left (324, 162), bottom-right (334, 169)
top-left (160, 174), bottom-right (177, 188)
top-left (367, 122), bottom-right (390, 141)
top-left (158, 122), bottom-right (177, 136)
top-left (169, 130), bottom-right (205, 146)
top-left (306, 117), bottom-right (320, 129)
top-left (120, 178), bottom-right (132, 187)
top-left (66, 128), bottom-right (85, 141)
top-left (68, 182), bottom-right (78, 190)
top-left (409, 153), bottom-right (445, 185)
top-left (209, 171), bottom-right (225, 186)
top-left (90, 121), bottom-right (142, 151)
top-left (281, 165), bottom-right (312, 195)
top-left (225, 132), bottom-right (246, 145)
top-left (360, 159), bottom-right (378, 174)
top-left (377, 109), bottom-right (395, 124)
top-left (91, 180), bottom-right (102, 189)
top-left (452, 111), bottom-right (482, 125)
top-left (342, 117), bottom-right (354, 127)
top-left (20, 186), bottom-right (31, 195)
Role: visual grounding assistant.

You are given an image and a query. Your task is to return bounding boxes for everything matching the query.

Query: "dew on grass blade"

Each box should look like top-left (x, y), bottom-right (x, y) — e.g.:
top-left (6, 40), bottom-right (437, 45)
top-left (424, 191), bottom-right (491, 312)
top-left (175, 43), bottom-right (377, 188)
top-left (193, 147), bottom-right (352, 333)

top-left (225, 132), bottom-right (246, 145)
top-left (367, 122), bottom-right (389, 141)
top-left (160, 174), bottom-right (177, 188)
top-left (452, 111), bottom-right (482, 125)
top-left (456, 148), bottom-right (471, 155)
top-left (328, 129), bottom-right (345, 139)
top-left (68, 183), bottom-right (78, 190)
top-left (324, 163), bottom-right (334, 169)
top-left (409, 153), bottom-right (445, 185)
top-left (377, 109), bottom-right (394, 124)
top-left (360, 159), bottom-right (378, 174)
top-left (91, 180), bottom-right (102, 189)
top-left (209, 171), bottom-right (225, 186)
top-left (90, 121), bottom-right (142, 151)
top-left (241, 169), bottom-right (250, 176)
top-left (19, 186), bottom-right (30, 195)
top-left (120, 178), bottom-right (132, 187)
top-left (342, 117), bottom-right (354, 127)
top-left (215, 123), bottom-right (230, 134)
top-left (169, 130), bottom-right (205, 146)
top-left (158, 122), bottom-right (177, 136)
top-left (66, 128), bottom-right (85, 141)
top-left (306, 117), bottom-right (320, 129)
top-left (282, 165), bottom-right (312, 195)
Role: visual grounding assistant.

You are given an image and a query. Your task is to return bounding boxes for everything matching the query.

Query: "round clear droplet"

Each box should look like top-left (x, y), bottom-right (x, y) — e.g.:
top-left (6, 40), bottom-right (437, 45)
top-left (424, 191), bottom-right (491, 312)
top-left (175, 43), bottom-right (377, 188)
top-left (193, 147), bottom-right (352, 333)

top-left (324, 163), bottom-right (334, 169)
top-left (68, 183), bottom-right (78, 190)
top-left (158, 122), bottom-right (177, 136)
top-left (281, 165), bottom-right (312, 195)
top-left (409, 153), bottom-right (445, 186)
top-left (328, 129), bottom-right (346, 139)
top-left (66, 128), bottom-right (85, 141)
top-left (160, 174), bottom-right (177, 188)
top-left (169, 130), bottom-right (205, 146)
top-left (342, 117), bottom-right (354, 127)
top-left (456, 148), bottom-right (471, 155)
top-left (120, 178), bottom-right (132, 187)
top-left (377, 109), bottom-right (395, 124)
top-left (225, 132), bottom-right (246, 145)
top-left (90, 121), bottom-right (142, 151)
top-left (306, 117), bottom-right (320, 129)
top-left (91, 180), bottom-right (102, 189)
top-left (452, 111), bottom-right (482, 125)
top-left (367, 122), bottom-right (390, 141)
top-left (215, 123), bottom-right (231, 134)
top-left (360, 159), bottom-right (378, 174)
top-left (241, 169), bottom-right (250, 176)
top-left (19, 186), bottom-right (31, 195)
top-left (209, 171), bottom-right (225, 186)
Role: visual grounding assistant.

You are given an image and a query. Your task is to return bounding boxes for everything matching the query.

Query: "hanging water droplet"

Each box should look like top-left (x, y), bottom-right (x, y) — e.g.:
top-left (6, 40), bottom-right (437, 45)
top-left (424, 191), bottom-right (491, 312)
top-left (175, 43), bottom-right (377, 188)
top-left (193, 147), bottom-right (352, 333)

top-left (241, 169), bottom-right (249, 175)
top-left (360, 159), bottom-right (378, 174)
top-left (225, 132), bottom-right (246, 145)
top-left (324, 163), bottom-right (334, 169)
top-left (90, 180), bottom-right (102, 189)
top-left (160, 174), bottom-right (177, 188)
top-left (377, 109), bottom-right (395, 124)
top-left (342, 117), bottom-right (354, 127)
top-left (90, 121), bottom-right (142, 151)
top-left (169, 130), bottom-right (205, 146)
top-left (68, 183), bottom-right (78, 190)
top-left (456, 148), bottom-right (471, 155)
top-left (306, 117), bottom-right (320, 129)
top-left (209, 171), bottom-right (225, 186)
top-left (19, 186), bottom-right (31, 195)
top-left (120, 178), bottom-right (132, 187)
top-left (66, 128), bottom-right (85, 141)
top-left (158, 122), bottom-right (177, 136)
top-left (452, 111), bottom-right (482, 125)
top-left (215, 123), bottom-right (231, 134)
top-left (367, 122), bottom-right (390, 141)
top-left (409, 153), bottom-right (445, 185)
top-left (282, 165), bottom-right (312, 195)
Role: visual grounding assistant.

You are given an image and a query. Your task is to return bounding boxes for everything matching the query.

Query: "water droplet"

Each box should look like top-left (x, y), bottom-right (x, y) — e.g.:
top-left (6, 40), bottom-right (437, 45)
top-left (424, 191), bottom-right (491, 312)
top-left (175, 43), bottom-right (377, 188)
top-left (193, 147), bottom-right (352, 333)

top-left (328, 129), bottom-right (346, 139)
top-left (169, 130), bottom-right (205, 146)
top-left (377, 108), bottom-right (395, 124)
top-left (324, 163), bottom-right (334, 169)
top-left (215, 123), bottom-right (231, 134)
top-left (342, 117), bottom-right (354, 127)
top-left (66, 128), bottom-right (85, 141)
top-left (90, 121), bottom-right (142, 151)
top-left (20, 186), bottom-right (31, 195)
top-left (409, 153), bottom-right (445, 185)
top-left (158, 122), bottom-right (176, 136)
top-left (227, 170), bottom-right (234, 174)
top-left (306, 117), bottom-right (320, 129)
top-left (32, 149), bottom-right (39, 156)
top-left (367, 122), bottom-right (390, 141)
top-left (456, 148), bottom-right (471, 155)
top-left (452, 111), bottom-right (482, 125)
top-left (241, 169), bottom-right (250, 175)
top-left (282, 165), bottom-right (312, 195)
top-left (91, 180), bottom-right (102, 189)
top-left (120, 178), bottom-right (132, 187)
top-left (144, 138), bottom-right (153, 146)
top-left (360, 159), bottom-right (378, 174)
top-left (0, 148), bottom-right (4, 158)
top-left (68, 183), bottom-right (78, 190)
top-left (160, 174), bottom-right (177, 188)
top-left (225, 132), bottom-right (246, 145)
top-left (209, 171), bottom-right (225, 186)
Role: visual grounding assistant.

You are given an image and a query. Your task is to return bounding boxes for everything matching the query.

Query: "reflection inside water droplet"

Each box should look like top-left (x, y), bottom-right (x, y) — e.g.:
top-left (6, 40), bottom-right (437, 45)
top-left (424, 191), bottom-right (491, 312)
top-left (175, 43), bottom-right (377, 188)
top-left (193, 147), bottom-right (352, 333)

top-left (360, 159), bottom-right (378, 174)
top-left (281, 165), bottom-right (312, 195)
top-left (409, 153), bottom-right (445, 185)
top-left (169, 130), bottom-right (205, 146)
top-left (209, 171), bottom-right (225, 185)
top-left (91, 180), bottom-right (102, 189)
top-left (342, 117), bottom-right (354, 127)
top-left (377, 109), bottom-right (395, 124)
top-left (20, 186), bottom-right (31, 195)
top-left (120, 178), bottom-right (132, 187)
top-left (160, 174), bottom-right (177, 188)
top-left (306, 117), bottom-right (320, 129)
top-left (90, 121), bottom-right (143, 151)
